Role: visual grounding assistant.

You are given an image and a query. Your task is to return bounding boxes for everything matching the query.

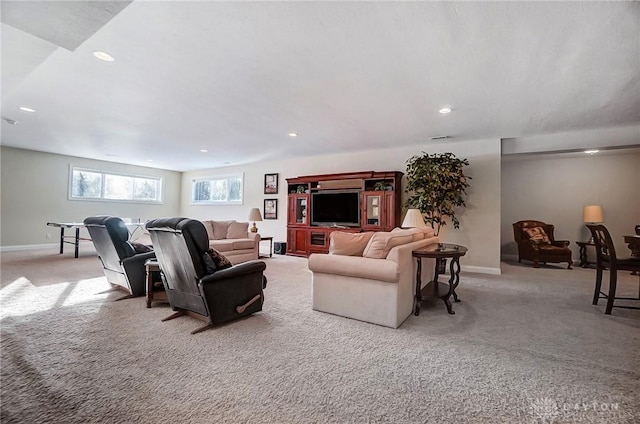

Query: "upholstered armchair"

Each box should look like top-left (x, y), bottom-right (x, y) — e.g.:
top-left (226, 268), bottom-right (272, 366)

top-left (513, 220), bottom-right (572, 269)
top-left (145, 217), bottom-right (267, 334)
top-left (84, 216), bottom-right (156, 298)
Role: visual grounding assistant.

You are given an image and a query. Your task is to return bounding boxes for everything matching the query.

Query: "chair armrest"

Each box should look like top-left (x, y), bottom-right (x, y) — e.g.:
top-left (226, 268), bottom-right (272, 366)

top-left (552, 240), bottom-right (570, 247)
top-left (200, 260), bottom-right (266, 284)
top-left (121, 251), bottom-right (156, 267)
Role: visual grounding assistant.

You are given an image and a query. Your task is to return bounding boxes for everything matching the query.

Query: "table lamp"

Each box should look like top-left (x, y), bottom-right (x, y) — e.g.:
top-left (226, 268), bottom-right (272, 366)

top-left (402, 209), bottom-right (428, 229)
top-left (248, 208), bottom-right (263, 233)
top-left (583, 205), bottom-right (603, 243)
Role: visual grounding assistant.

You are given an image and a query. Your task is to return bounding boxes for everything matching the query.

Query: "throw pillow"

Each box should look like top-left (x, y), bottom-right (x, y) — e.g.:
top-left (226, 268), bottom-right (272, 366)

top-left (329, 231), bottom-right (375, 256)
top-left (212, 220), bottom-right (233, 240)
top-left (202, 248), bottom-right (233, 274)
top-left (202, 220), bottom-right (215, 240)
top-left (362, 232), bottom-right (414, 259)
top-left (130, 241), bottom-right (153, 253)
top-left (523, 226), bottom-right (551, 244)
top-left (227, 221), bottom-right (249, 239)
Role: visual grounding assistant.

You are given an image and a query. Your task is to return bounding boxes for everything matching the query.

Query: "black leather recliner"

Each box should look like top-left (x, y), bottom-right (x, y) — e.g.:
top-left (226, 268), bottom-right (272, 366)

top-left (84, 216), bottom-right (155, 298)
top-left (145, 217), bottom-right (267, 334)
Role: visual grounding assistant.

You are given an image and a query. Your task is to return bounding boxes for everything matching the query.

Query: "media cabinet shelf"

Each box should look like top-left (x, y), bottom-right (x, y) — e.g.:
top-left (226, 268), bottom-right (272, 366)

top-left (285, 171), bottom-right (403, 257)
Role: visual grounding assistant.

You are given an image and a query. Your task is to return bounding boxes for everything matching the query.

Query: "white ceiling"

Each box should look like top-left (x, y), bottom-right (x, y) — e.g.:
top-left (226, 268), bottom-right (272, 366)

top-left (2, 1), bottom-right (639, 172)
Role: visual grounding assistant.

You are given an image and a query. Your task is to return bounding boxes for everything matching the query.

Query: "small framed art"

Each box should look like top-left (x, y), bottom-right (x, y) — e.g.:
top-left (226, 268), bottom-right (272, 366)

top-left (264, 173), bottom-right (279, 194)
top-left (264, 198), bottom-right (278, 219)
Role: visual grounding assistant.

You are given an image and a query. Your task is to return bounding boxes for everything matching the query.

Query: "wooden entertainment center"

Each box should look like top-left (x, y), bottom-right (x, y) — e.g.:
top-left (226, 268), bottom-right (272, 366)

top-left (286, 171), bottom-right (403, 256)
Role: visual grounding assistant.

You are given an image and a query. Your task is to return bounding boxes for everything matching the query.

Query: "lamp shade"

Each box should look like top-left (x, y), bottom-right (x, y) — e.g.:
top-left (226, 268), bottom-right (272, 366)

top-left (401, 209), bottom-right (428, 229)
top-left (248, 208), bottom-right (263, 222)
top-left (583, 205), bottom-right (603, 223)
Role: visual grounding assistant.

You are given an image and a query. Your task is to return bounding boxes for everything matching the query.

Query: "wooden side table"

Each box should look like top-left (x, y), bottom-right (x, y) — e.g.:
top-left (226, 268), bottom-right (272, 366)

top-left (259, 236), bottom-right (273, 258)
top-left (413, 243), bottom-right (468, 315)
top-left (576, 241), bottom-right (596, 268)
top-left (145, 259), bottom-right (168, 308)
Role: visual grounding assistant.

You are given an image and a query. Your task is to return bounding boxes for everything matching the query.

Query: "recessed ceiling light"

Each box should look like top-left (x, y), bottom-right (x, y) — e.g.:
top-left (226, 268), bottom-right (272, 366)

top-left (93, 51), bottom-right (115, 62)
top-left (288, 132), bottom-right (298, 137)
top-left (439, 107), bottom-right (452, 114)
top-left (19, 106), bottom-right (35, 113)
top-left (584, 150), bottom-right (600, 155)
top-left (200, 149), bottom-right (208, 153)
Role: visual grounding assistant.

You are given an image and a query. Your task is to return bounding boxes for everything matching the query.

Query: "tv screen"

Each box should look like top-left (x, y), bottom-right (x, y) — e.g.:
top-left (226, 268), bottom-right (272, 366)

top-left (311, 190), bottom-right (360, 227)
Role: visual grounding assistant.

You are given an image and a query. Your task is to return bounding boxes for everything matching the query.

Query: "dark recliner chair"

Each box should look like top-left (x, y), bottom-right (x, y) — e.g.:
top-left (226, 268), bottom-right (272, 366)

top-left (84, 215), bottom-right (156, 298)
top-left (145, 217), bottom-right (267, 334)
top-left (513, 220), bottom-right (572, 269)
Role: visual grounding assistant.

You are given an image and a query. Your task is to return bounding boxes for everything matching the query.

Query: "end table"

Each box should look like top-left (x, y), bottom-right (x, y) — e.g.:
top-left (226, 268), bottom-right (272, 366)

top-left (576, 241), bottom-right (596, 268)
top-left (413, 243), bottom-right (468, 315)
top-left (145, 259), bottom-right (168, 308)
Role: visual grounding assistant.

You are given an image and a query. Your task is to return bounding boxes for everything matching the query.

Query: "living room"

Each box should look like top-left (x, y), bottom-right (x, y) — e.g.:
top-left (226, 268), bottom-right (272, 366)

top-left (1, 1), bottom-right (639, 423)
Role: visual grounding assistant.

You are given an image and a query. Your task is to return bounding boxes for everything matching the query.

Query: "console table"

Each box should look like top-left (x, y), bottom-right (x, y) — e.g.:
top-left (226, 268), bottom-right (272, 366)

top-left (413, 243), bottom-right (468, 315)
top-left (47, 221), bottom-right (144, 258)
top-left (576, 241), bottom-right (596, 268)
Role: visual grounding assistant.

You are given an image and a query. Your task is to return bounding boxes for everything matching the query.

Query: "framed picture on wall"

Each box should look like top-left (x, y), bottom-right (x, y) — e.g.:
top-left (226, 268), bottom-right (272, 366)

top-left (264, 173), bottom-right (279, 194)
top-left (264, 198), bottom-right (278, 219)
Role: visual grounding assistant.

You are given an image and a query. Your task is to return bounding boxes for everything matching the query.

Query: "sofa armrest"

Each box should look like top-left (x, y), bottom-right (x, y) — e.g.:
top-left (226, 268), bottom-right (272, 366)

top-left (309, 254), bottom-right (399, 283)
top-left (248, 232), bottom-right (261, 242)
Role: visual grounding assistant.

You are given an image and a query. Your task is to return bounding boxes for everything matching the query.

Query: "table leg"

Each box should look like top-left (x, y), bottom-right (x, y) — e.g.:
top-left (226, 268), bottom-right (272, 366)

top-left (145, 266), bottom-right (153, 308)
top-left (414, 257), bottom-right (422, 316)
top-left (269, 238), bottom-right (273, 258)
top-left (579, 244), bottom-right (588, 267)
top-left (74, 227), bottom-right (80, 258)
top-left (59, 227), bottom-right (65, 254)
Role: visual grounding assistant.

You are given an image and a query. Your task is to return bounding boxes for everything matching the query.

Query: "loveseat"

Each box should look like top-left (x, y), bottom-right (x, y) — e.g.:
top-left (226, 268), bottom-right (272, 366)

top-left (308, 227), bottom-right (439, 328)
top-left (201, 220), bottom-right (260, 265)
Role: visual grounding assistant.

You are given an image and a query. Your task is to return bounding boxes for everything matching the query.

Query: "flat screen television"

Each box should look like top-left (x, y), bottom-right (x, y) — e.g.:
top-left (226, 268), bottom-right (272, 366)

top-left (311, 190), bottom-right (360, 227)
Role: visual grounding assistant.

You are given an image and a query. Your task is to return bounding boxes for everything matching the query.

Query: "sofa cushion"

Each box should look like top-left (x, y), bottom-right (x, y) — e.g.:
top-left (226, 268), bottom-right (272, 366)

top-left (201, 220), bottom-right (215, 240)
top-left (212, 221), bottom-right (233, 240)
top-left (363, 232), bottom-right (414, 259)
top-left (232, 239), bottom-right (255, 250)
top-left (227, 221), bottom-right (249, 239)
top-left (329, 231), bottom-right (375, 256)
top-left (209, 240), bottom-right (234, 252)
top-left (523, 226), bottom-right (551, 244)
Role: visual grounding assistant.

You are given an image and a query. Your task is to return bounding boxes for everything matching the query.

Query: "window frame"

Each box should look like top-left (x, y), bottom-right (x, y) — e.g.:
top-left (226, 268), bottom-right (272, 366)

top-left (191, 173), bottom-right (244, 205)
top-left (68, 165), bottom-right (163, 204)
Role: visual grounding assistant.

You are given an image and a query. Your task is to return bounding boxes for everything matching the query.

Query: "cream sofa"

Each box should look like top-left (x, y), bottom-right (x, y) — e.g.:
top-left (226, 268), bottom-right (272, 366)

top-left (308, 228), bottom-right (439, 328)
top-left (201, 220), bottom-right (260, 265)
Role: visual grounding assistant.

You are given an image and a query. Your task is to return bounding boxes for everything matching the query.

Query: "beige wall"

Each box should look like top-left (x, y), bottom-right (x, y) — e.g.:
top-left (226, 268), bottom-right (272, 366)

top-left (0, 147), bottom-right (181, 248)
top-left (501, 152), bottom-right (640, 260)
top-left (181, 138), bottom-right (502, 274)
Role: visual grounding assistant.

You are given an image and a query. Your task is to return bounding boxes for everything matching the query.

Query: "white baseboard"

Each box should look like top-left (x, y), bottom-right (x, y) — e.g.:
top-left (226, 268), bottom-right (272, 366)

top-left (462, 265), bottom-right (502, 275)
top-left (0, 241), bottom-right (94, 252)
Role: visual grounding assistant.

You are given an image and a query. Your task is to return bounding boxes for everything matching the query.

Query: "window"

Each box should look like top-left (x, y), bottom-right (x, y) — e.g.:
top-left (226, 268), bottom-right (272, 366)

top-left (69, 166), bottom-right (162, 203)
top-left (191, 174), bottom-right (243, 205)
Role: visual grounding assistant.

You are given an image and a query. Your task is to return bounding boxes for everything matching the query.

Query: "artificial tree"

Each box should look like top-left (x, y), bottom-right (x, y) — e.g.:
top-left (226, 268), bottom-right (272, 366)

top-left (404, 152), bottom-right (471, 236)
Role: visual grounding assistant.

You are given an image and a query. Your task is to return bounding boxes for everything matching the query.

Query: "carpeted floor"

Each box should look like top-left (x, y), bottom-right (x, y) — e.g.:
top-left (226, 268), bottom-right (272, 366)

top-left (1, 248), bottom-right (639, 423)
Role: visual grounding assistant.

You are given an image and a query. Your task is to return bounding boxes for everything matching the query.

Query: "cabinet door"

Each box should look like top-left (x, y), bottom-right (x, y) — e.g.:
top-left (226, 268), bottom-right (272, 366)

top-left (383, 192), bottom-right (397, 230)
top-left (288, 194), bottom-right (309, 226)
top-left (361, 192), bottom-right (384, 230)
top-left (287, 228), bottom-right (308, 255)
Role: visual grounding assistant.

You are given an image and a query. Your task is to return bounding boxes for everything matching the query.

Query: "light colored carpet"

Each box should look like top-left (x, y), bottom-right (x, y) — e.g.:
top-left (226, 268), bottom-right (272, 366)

top-left (1, 249), bottom-right (639, 423)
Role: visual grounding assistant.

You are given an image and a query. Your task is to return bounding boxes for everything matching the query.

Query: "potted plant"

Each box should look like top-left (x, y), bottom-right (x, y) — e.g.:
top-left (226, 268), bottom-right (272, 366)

top-left (404, 152), bottom-right (471, 236)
